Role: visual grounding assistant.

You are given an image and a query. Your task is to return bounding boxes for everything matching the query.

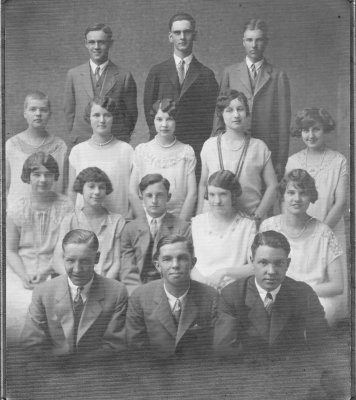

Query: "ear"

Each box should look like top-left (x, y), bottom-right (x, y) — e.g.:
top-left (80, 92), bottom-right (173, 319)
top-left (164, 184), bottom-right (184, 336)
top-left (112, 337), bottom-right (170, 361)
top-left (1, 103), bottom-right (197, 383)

top-left (250, 255), bottom-right (254, 263)
top-left (192, 30), bottom-right (197, 42)
top-left (286, 258), bottom-right (291, 270)
top-left (167, 192), bottom-right (172, 202)
top-left (190, 256), bottom-right (197, 269)
top-left (138, 191), bottom-right (143, 200)
top-left (107, 39), bottom-right (114, 49)
top-left (168, 32), bottom-right (173, 44)
top-left (95, 252), bottom-right (101, 264)
top-left (154, 260), bottom-right (161, 275)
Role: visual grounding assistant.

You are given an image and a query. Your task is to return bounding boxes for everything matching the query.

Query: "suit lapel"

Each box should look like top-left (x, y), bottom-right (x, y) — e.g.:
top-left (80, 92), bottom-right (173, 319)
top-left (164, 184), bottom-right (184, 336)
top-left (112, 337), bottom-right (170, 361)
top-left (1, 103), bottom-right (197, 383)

top-left (136, 217), bottom-right (151, 273)
top-left (166, 58), bottom-right (180, 94)
top-left (153, 213), bottom-right (174, 253)
top-left (153, 283), bottom-right (177, 338)
top-left (236, 62), bottom-right (252, 97)
top-left (254, 61), bottom-right (272, 97)
top-left (101, 61), bottom-right (119, 96)
top-left (175, 287), bottom-right (198, 345)
top-left (79, 62), bottom-right (94, 98)
top-left (269, 283), bottom-right (292, 345)
top-left (179, 57), bottom-right (200, 99)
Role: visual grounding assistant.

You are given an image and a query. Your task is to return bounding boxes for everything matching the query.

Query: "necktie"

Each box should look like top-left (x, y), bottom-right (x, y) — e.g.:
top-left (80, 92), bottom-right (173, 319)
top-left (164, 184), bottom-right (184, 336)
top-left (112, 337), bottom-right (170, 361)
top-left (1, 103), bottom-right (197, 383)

top-left (177, 59), bottom-right (185, 86)
top-left (264, 292), bottom-right (273, 316)
top-left (251, 63), bottom-right (257, 80)
top-left (172, 298), bottom-right (182, 325)
top-left (95, 66), bottom-right (100, 82)
top-left (150, 218), bottom-right (158, 239)
top-left (73, 287), bottom-right (84, 349)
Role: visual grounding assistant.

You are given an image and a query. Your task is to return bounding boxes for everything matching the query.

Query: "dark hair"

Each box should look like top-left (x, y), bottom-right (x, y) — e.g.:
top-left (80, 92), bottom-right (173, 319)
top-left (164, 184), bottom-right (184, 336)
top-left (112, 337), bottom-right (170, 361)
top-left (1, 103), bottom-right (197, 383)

top-left (24, 91), bottom-right (51, 112)
top-left (73, 167), bottom-right (113, 195)
top-left (216, 90), bottom-right (250, 125)
top-left (243, 19), bottom-right (268, 36)
top-left (149, 98), bottom-right (177, 122)
top-left (62, 229), bottom-right (99, 252)
top-left (168, 12), bottom-right (196, 31)
top-left (84, 96), bottom-right (118, 125)
top-left (279, 169), bottom-right (318, 204)
top-left (84, 23), bottom-right (113, 41)
top-left (139, 173), bottom-right (170, 194)
top-left (251, 231), bottom-right (290, 258)
top-left (290, 108), bottom-right (336, 137)
top-left (204, 170), bottom-right (242, 208)
top-left (21, 152), bottom-right (59, 183)
top-left (153, 234), bottom-right (194, 261)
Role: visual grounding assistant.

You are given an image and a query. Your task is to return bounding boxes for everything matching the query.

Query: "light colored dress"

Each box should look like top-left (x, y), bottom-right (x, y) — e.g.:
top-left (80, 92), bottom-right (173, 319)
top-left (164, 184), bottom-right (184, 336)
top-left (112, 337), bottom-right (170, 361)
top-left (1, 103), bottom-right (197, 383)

top-left (6, 134), bottom-right (67, 204)
top-left (200, 136), bottom-right (271, 215)
top-left (133, 139), bottom-right (196, 217)
top-left (69, 139), bottom-right (133, 216)
top-left (260, 215), bottom-right (344, 325)
top-left (6, 194), bottom-right (73, 342)
top-left (285, 148), bottom-right (349, 321)
top-left (191, 212), bottom-right (256, 288)
top-left (53, 209), bottom-right (125, 277)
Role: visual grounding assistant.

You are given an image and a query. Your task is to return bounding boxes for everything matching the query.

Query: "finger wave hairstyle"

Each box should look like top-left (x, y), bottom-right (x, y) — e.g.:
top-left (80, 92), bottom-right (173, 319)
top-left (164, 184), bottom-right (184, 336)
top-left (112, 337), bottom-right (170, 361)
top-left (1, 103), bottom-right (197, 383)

top-left (290, 108), bottom-right (336, 137)
top-left (278, 169), bottom-right (318, 204)
top-left (21, 151), bottom-right (59, 183)
top-left (84, 96), bottom-right (118, 125)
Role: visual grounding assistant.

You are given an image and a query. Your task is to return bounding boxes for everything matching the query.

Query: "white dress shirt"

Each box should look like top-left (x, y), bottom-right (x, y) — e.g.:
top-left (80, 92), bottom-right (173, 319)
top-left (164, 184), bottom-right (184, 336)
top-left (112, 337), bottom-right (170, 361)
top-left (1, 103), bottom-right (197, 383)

top-left (254, 278), bottom-right (281, 303)
top-left (68, 275), bottom-right (94, 304)
top-left (173, 53), bottom-right (193, 76)
top-left (89, 59), bottom-right (109, 77)
top-left (145, 211), bottom-right (167, 233)
top-left (245, 57), bottom-right (264, 76)
top-left (163, 283), bottom-right (190, 311)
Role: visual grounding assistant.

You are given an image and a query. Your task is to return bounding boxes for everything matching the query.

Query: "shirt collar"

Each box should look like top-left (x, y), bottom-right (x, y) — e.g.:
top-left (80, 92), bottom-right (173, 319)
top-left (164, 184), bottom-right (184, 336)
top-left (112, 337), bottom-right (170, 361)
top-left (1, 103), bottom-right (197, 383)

top-left (245, 57), bottom-right (264, 71)
top-left (173, 53), bottom-right (193, 67)
top-left (68, 275), bottom-right (94, 303)
top-left (89, 59), bottom-right (109, 74)
top-left (163, 283), bottom-right (190, 310)
top-left (254, 278), bottom-right (281, 302)
top-left (145, 211), bottom-right (166, 226)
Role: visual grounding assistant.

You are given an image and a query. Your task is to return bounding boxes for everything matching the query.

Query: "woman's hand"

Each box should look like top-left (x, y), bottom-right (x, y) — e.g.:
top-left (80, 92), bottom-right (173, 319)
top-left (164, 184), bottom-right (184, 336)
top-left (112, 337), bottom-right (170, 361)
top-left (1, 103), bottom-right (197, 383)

top-left (30, 269), bottom-right (48, 285)
top-left (207, 269), bottom-right (228, 290)
top-left (21, 274), bottom-right (35, 290)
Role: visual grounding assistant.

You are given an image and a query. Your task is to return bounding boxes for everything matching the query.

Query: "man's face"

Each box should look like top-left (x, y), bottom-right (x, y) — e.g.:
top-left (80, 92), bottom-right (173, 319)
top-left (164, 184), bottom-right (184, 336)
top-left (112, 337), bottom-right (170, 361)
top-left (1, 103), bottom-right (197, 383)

top-left (141, 181), bottom-right (171, 218)
top-left (243, 29), bottom-right (268, 62)
top-left (169, 20), bottom-right (196, 56)
top-left (252, 245), bottom-right (290, 291)
top-left (63, 243), bottom-right (99, 286)
top-left (155, 242), bottom-right (195, 289)
top-left (85, 30), bottom-right (112, 65)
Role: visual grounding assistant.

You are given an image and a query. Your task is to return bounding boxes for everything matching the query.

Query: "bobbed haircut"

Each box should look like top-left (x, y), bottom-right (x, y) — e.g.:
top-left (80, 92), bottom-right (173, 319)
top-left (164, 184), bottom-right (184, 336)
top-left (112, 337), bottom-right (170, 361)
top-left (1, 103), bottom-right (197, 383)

top-left (84, 96), bottom-right (118, 125)
top-left (24, 90), bottom-right (51, 112)
top-left (139, 173), bottom-right (170, 194)
top-left (290, 108), bottom-right (336, 137)
top-left (216, 90), bottom-right (250, 124)
top-left (251, 230), bottom-right (290, 258)
top-left (153, 234), bottom-right (194, 261)
top-left (204, 170), bottom-right (242, 208)
top-left (84, 23), bottom-right (113, 41)
top-left (62, 229), bottom-right (99, 252)
top-left (21, 152), bottom-right (59, 183)
top-left (149, 98), bottom-right (177, 121)
top-left (279, 169), bottom-right (318, 204)
top-left (243, 19), bottom-right (268, 36)
top-left (169, 12), bottom-right (196, 31)
top-left (73, 167), bottom-right (113, 195)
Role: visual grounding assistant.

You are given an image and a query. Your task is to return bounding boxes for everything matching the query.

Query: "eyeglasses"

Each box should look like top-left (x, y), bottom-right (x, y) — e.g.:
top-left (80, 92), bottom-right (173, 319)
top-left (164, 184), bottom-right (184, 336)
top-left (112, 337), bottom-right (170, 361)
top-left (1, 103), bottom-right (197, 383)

top-left (86, 40), bottom-right (111, 46)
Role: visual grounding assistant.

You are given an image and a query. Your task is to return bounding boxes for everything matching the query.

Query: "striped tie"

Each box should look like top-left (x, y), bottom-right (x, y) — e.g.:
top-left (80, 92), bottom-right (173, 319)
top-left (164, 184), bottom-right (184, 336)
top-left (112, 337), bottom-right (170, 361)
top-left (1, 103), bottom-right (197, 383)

top-left (264, 292), bottom-right (273, 316)
top-left (250, 63), bottom-right (257, 80)
top-left (172, 298), bottom-right (182, 326)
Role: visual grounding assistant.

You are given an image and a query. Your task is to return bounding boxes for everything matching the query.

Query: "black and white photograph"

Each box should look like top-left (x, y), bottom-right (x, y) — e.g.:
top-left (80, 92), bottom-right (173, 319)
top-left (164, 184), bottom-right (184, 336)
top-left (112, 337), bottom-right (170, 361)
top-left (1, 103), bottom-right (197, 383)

top-left (2, 0), bottom-right (353, 399)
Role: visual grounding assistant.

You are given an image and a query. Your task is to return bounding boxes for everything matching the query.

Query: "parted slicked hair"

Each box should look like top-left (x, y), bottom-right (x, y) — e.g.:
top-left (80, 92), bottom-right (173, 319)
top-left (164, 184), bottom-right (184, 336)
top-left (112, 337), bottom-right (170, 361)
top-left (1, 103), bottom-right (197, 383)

top-left (243, 19), bottom-right (268, 36)
top-left (24, 90), bottom-right (51, 112)
top-left (153, 234), bottom-right (194, 261)
top-left (139, 173), bottom-right (170, 194)
top-left (149, 98), bottom-right (177, 121)
top-left (290, 108), bottom-right (336, 137)
top-left (204, 170), bottom-right (242, 208)
top-left (62, 229), bottom-right (99, 252)
top-left (169, 12), bottom-right (196, 31)
top-left (84, 96), bottom-right (118, 125)
top-left (73, 167), bottom-right (113, 195)
top-left (21, 152), bottom-right (59, 183)
top-left (216, 90), bottom-right (250, 124)
top-left (251, 230), bottom-right (290, 258)
top-left (84, 23), bottom-right (113, 41)
top-left (279, 169), bottom-right (318, 203)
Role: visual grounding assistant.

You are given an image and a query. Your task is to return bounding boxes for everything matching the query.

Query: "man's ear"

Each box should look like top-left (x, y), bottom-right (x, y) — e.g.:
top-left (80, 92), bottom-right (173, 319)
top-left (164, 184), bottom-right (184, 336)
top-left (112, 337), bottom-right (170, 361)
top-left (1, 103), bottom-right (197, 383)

top-left (95, 252), bottom-right (101, 264)
top-left (138, 191), bottom-right (143, 200)
top-left (192, 30), bottom-right (197, 42)
top-left (190, 256), bottom-right (197, 269)
top-left (154, 260), bottom-right (161, 275)
top-left (286, 258), bottom-right (291, 270)
top-left (167, 192), bottom-right (172, 202)
top-left (168, 32), bottom-right (173, 44)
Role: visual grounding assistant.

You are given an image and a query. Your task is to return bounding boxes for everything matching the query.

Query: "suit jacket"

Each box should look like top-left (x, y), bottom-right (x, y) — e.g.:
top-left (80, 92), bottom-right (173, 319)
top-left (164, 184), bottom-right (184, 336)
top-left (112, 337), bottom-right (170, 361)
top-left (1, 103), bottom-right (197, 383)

top-left (21, 273), bottom-right (128, 357)
top-left (126, 279), bottom-right (217, 359)
top-left (144, 56), bottom-right (218, 154)
top-left (213, 60), bottom-right (291, 169)
top-left (64, 60), bottom-right (138, 144)
top-left (120, 213), bottom-right (191, 295)
top-left (214, 276), bottom-right (329, 361)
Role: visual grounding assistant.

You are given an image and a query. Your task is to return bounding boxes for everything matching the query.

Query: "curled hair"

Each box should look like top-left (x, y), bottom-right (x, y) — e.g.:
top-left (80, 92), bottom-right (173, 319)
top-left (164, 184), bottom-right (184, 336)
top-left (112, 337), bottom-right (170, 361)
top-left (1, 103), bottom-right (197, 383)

top-left (168, 12), bottom-right (196, 31)
top-left (139, 173), bottom-right (170, 194)
top-left (24, 91), bottom-right (51, 112)
top-left (84, 96), bottom-right (118, 125)
top-left (149, 98), bottom-right (177, 122)
top-left (243, 19), bottom-right (268, 36)
top-left (216, 90), bottom-right (250, 125)
top-left (290, 108), bottom-right (335, 137)
top-left (153, 234), bottom-right (194, 261)
top-left (279, 169), bottom-right (318, 203)
top-left (62, 229), bottom-right (99, 252)
top-left (73, 167), bottom-right (113, 195)
top-left (251, 230), bottom-right (290, 258)
top-left (21, 152), bottom-right (59, 183)
top-left (84, 23), bottom-right (113, 41)
top-left (204, 170), bottom-right (242, 208)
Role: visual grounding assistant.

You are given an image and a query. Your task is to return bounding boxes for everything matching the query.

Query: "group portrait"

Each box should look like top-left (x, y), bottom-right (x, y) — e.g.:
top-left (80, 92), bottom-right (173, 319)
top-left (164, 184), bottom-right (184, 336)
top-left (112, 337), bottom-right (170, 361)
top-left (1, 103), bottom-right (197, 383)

top-left (2, 0), bottom-right (352, 399)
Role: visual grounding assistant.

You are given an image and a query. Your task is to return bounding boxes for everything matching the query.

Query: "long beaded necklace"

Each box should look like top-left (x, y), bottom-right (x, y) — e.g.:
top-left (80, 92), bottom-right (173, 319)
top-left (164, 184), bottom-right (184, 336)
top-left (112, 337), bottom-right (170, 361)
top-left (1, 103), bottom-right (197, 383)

top-left (305, 147), bottom-right (327, 177)
top-left (91, 135), bottom-right (114, 146)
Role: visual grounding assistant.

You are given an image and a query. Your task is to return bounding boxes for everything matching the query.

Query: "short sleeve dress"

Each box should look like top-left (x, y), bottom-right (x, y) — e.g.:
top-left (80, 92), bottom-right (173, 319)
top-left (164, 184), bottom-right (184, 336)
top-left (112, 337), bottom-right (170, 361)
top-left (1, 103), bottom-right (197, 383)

top-left (133, 139), bottom-right (196, 217)
top-left (260, 215), bottom-right (344, 325)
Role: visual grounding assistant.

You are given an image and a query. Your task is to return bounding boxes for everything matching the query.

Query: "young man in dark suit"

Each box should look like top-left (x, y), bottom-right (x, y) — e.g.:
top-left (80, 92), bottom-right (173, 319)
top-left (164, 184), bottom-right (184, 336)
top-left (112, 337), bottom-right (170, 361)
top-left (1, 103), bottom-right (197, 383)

top-left (64, 23), bottom-right (137, 146)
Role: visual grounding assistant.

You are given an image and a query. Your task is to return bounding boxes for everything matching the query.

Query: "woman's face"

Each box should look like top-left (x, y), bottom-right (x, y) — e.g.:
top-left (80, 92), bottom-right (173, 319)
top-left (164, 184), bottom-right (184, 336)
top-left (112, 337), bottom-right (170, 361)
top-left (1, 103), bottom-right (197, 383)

top-left (29, 165), bottom-right (55, 193)
top-left (222, 98), bottom-right (247, 132)
top-left (90, 103), bottom-right (113, 137)
top-left (154, 109), bottom-right (176, 139)
top-left (284, 182), bottom-right (311, 216)
top-left (82, 181), bottom-right (107, 207)
top-left (208, 185), bottom-right (234, 216)
top-left (301, 122), bottom-right (325, 151)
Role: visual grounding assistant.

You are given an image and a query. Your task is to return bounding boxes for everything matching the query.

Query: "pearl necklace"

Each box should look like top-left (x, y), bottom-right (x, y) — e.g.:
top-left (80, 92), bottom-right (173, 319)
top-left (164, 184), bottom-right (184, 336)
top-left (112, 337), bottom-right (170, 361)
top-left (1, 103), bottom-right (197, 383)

top-left (91, 135), bottom-right (114, 146)
top-left (282, 216), bottom-right (314, 239)
top-left (27, 132), bottom-right (47, 148)
top-left (305, 148), bottom-right (326, 177)
top-left (154, 136), bottom-right (177, 148)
